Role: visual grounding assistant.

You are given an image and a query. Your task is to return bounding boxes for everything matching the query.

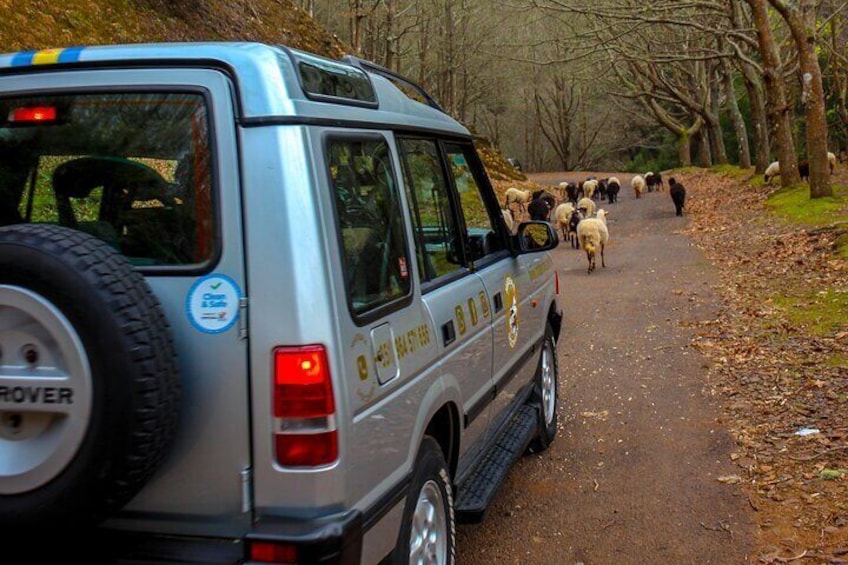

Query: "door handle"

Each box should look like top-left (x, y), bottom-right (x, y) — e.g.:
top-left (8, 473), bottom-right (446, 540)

top-left (442, 320), bottom-right (456, 346)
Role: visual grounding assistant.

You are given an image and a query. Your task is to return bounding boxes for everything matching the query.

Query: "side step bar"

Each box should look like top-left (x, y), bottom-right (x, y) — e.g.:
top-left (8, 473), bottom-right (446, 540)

top-left (455, 404), bottom-right (538, 524)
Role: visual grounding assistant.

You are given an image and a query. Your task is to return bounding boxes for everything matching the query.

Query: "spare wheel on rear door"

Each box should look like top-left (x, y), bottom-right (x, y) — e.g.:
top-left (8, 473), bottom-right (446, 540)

top-left (0, 224), bottom-right (181, 529)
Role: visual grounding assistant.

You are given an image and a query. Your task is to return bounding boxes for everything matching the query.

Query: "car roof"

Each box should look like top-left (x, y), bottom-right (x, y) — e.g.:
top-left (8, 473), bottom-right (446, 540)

top-left (0, 42), bottom-right (469, 136)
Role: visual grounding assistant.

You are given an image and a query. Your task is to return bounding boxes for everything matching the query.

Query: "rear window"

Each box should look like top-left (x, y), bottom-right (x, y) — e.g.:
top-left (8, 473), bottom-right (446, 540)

top-left (0, 92), bottom-right (214, 267)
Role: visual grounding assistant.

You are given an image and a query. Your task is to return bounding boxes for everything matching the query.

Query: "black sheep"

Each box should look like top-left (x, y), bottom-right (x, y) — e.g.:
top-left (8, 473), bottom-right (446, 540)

top-left (669, 177), bottom-right (686, 217)
top-left (798, 160), bottom-right (810, 181)
top-left (528, 197), bottom-right (552, 221)
top-left (532, 190), bottom-right (557, 212)
top-left (606, 179), bottom-right (620, 203)
top-left (565, 183), bottom-right (579, 203)
top-left (567, 208), bottom-right (583, 248)
top-left (647, 172), bottom-right (664, 192)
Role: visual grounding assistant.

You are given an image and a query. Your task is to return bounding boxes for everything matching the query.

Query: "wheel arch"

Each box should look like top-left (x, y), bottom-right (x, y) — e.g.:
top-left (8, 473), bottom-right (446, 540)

top-left (424, 401), bottom-right (460, 481)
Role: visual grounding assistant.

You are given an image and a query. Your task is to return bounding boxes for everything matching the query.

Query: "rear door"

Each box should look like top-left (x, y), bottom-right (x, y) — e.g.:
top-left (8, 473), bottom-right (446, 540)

top-left (0, 67), bottom-right (252, 531)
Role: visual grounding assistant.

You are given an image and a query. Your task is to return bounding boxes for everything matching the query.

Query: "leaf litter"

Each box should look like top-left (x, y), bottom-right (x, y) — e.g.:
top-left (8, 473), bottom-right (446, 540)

top-left (679, 167), bottom-right (848, 563)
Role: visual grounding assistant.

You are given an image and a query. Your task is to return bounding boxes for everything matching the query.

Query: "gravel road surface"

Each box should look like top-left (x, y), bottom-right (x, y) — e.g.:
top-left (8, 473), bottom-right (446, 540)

top-left (455, 172), bottom-right (757, 564)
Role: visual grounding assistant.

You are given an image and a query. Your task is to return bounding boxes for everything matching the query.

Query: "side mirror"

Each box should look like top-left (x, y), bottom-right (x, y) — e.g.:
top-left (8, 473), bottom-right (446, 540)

top-left (514, 221), bottom-right (558, 253)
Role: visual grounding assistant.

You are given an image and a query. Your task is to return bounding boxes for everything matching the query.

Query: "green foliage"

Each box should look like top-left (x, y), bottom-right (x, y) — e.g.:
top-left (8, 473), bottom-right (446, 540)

top-left (772, 288), bottom-right (848, 337)
top-left (709, 164), bottom-right (754, 179)
top-left (765, 184), bottom-right (848, 227)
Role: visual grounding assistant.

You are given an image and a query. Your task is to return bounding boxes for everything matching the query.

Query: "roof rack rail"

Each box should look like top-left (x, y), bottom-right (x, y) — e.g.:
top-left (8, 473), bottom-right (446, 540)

top-left (341, 55), bottom-right (446, 114)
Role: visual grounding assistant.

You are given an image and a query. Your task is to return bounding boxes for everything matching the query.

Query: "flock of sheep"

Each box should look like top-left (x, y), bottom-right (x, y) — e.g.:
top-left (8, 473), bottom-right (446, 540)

top-left (763, 151), bottom-right (838, 184)
top-left (502, 171), bottom-right (684, 274)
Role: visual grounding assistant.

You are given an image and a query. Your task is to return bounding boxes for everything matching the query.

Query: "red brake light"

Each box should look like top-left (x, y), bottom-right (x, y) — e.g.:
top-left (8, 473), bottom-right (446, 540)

top-left (272, 345), bottom-right (338, 467)
top-left (10, 106), bottom-right (57, 123)
top-left (274, 346), bottom-right (334, 418)
top-left (249, 540), bottom-right (297, 564)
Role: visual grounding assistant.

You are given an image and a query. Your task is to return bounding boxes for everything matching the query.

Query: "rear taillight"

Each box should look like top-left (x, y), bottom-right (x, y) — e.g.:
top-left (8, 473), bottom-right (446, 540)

top-left (272, 345), bottom-right (338, 467)
top-left (248, 540), bottom-right (297, 564)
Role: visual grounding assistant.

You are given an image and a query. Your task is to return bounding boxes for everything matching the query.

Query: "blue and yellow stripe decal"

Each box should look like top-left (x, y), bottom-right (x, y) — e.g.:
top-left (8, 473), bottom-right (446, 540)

top-left (10, 46), bottom-right (85, 67)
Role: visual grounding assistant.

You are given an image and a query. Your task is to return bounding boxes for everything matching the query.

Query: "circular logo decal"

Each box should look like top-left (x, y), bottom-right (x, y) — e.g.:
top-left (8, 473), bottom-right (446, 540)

top-left (186, 274), bottom-right (241, 334)
top-left (505, 276), bottom-right (519, 348)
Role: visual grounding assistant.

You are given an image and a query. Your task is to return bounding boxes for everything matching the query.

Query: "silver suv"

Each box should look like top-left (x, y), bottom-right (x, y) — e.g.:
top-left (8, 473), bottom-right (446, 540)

top-left (0, 42), bottom-right (562, 564)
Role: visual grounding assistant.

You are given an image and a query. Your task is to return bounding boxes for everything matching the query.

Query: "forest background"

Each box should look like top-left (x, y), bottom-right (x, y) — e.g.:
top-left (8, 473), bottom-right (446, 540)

top-left (4, 0), bottom-right (848, 187)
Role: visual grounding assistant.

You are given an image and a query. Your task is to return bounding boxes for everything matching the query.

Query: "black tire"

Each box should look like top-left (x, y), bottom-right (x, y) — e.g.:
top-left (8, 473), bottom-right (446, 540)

top-left (392, 436), bottom-right (456, 565)
top-left (528, 323), bottom-right (558, 453)
top-left (0, 224), bottom-right (180, 530)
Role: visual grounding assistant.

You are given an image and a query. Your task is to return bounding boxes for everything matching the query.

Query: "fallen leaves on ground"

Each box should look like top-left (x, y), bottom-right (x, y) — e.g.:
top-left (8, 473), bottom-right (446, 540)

top-left (679, 167), bottom-right (848, 563)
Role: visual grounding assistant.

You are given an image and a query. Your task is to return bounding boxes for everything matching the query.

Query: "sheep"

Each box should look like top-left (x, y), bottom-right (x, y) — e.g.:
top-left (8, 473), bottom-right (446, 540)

top-left (576, 196), bottom-right (596, 218)
top-left (563, 182), bottom-right (579, 203)
top-left (596, 178), bottom-right (609, 201)
top-left (577, 208), bottom-right (609, 274)
top-left (631, 174), bottom-right (646, 198)
top-left (532, 189), bottom-right (557, 212)
top-left (647, 171), bottom-right (664, 192)
top-left (763, 161), bottom-right (780, 184)
top-left (501, 207), bottom-right (514, 234)
top-left (828, 151), bottom-right (837, 174)
top-left (553, 202), bottom-right (575, 240)
top-left (669, 177), bottom-right (686, 217)
top-left (504, 187), bottom-right (531, 214)
top-left (798, 160), bottom-right (810, 181)
top-left (567, 207), bottom-right (584, 249)
top-left (644, 172), bottom-right (655, 192)
top-left (606, 177), bottom-right (621, 204)
top-left (582, 179), bottom-right (599, 200)
top-left (528, 196), bottom-right (552, 221)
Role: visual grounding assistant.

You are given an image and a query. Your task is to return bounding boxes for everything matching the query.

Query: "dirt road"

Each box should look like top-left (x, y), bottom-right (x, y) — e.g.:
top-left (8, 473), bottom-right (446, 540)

top-left (456, 172), bottom-right (757, 564)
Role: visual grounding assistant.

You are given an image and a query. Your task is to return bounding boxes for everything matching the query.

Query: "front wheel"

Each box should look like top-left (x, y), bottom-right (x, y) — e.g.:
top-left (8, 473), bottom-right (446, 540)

top-left (393, 436), bottom-right (456, 565)
top-left (528, 322), bottom-right (558, 453)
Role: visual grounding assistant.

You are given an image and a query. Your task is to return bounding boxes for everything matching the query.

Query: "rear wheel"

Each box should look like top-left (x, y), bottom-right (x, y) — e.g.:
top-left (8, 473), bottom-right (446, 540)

top-left (393, 436), bottom-right (455, 565)
top-left (528, 322), bottom-right (558, 453)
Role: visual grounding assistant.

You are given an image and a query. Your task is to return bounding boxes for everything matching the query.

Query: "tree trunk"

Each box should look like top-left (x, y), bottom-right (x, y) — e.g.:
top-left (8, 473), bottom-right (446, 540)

top-left (769, 0), bottom-right (833, 197)
top-left (722, 55), bottom-right (751, 168)
top-left (678, 132), bottom-right (692, 167)
top-left (697, 130), bottom-right (712, 167)
top-left (729, 0), bottom-right (769, 172)
top-left (742, 70), bottom-right (770, 173)
top-left (748, 0), bottom-right (800, 187)
top-left (708, 83), bottom-right (728, 164)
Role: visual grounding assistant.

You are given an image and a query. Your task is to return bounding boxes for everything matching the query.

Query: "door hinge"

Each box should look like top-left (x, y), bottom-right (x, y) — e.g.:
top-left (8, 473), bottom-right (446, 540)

top-left (241, 466), bottom-right (253, 513)
top-left (238, 296), bottom-right (249, 339)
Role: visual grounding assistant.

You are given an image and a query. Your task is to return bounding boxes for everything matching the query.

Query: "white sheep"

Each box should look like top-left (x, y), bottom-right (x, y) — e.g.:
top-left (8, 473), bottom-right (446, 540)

top-left (577, 208), bottom-right (609, 274)
top-left (504, 187), bottom-right (532, 214)
top-left (631, 175), bottom-right (645, 198)
top-left (501, 207), bottom-right (515, 234)
top-left (553, 202), bottom-right (575, 239)
top-left (764, 161), bottom-right (780, 184)
top-left (576, 196), bottom-right (596, 218)
top-left (828, 151), bottom-right (837, 174)
top-left (582, 179), bottom-right (599, 200)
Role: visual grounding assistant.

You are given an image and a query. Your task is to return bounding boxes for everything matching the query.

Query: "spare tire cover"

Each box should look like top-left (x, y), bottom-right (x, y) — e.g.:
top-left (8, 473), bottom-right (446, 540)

top-left (0, 224), bottom-right (181, 529)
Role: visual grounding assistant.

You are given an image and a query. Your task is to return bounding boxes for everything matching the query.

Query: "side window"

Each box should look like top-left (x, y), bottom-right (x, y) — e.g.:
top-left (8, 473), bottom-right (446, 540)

top-left (443, 142), bottom-right (506, 262)
top-left (328, 137), bottom-right (410, 317)
top-left (399, 138), bottom-right (464, 282)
